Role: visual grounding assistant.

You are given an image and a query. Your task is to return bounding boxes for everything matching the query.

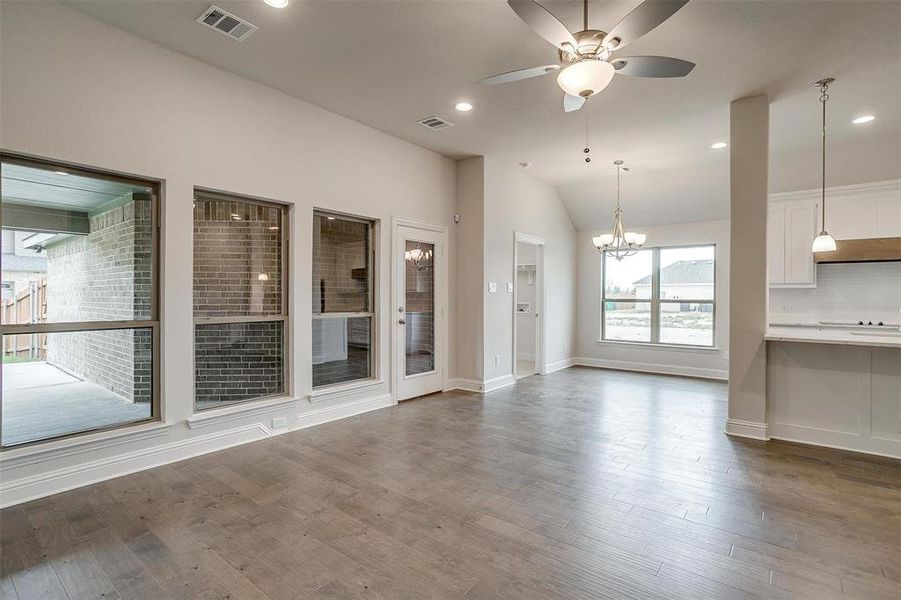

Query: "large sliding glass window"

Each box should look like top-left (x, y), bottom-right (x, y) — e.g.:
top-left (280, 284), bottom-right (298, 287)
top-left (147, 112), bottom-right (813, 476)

top-left (193, 191), bottom-right (288, 410)
top-left (0, 155), bottom-right (159, 447)
top-left (312, 212), bottom-right (375, 388)
top-left (602, 245), bottom-right (715, 347)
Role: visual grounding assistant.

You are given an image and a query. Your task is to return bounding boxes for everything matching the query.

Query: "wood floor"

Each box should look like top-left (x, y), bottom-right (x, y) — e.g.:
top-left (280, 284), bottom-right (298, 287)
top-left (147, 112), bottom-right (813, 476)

top-left (2, 366), bottom-right (900, 599)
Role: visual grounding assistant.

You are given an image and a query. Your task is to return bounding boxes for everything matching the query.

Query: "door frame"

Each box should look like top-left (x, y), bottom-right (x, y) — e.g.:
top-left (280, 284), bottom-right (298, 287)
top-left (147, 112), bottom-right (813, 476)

top-left (391, 216), bottom-right (449, 402)
top-left (512, 232), bottom-right (547, 377)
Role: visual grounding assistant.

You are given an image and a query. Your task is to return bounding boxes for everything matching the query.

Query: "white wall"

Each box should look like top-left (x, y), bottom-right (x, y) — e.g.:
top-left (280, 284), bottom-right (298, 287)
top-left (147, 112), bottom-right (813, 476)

top-left (771, 262), bottom-right (901, 325)
top-left (0, 1), bottom-right (457, 505)
top-left (452, 157), bottom-right (485, 382)
top-left (575, 220), bottom-right (730, 380)
top-left (483, 158), bottom-right (577, 380)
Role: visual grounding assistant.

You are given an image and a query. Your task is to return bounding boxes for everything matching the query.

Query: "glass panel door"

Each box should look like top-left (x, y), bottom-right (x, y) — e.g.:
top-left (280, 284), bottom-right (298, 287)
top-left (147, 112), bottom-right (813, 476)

top-left (404, 240), bottom-right (435, 376)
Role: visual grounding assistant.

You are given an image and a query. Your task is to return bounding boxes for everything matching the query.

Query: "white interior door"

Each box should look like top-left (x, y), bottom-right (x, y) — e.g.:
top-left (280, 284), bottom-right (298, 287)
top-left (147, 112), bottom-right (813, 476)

top-left (394, 223), bottom-right (446, 401)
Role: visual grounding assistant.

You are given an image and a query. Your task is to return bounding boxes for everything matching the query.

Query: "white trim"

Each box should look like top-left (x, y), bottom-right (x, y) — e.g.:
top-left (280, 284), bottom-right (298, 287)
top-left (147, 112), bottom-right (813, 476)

top-left (307, 379), bottom-right (386, 404)
top-left (595, 340), bottom-right (719, 354)
top-left (187, 396), bottom-right (298, 430)
top-left (0, 423), bottom-right (275, 508)
top-left (724, 418), bottom-right (770, 441)
top-left (769, 178), bottom-right (901, 203)
top-left (768, 431), bottom-right (901, 461)
top-left (444, 378), bottom-right (483, 393)
top-left (573, 356), bottom-right (728, 381)
top-left (0, 422), bottom-right (172, 470)
top-left (483, 374), bottom-right (515, 392)
top-left (546, 357), bottom-right (575, 373)
top-left (297, 393), bottom-right (394, 429)
top-left (443, 375), bottom-right (516, 393)
top-left (516, 352), bottom-right (536, 361)
top-left (513, 232), bottom-right (548, 377)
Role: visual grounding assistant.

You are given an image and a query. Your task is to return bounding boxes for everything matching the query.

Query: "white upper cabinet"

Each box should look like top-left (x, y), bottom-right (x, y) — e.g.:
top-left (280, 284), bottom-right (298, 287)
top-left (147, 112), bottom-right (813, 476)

top-left (768, 179), bottom-right (901, 288)
top-left (768, 198), bottom-right (817, 287)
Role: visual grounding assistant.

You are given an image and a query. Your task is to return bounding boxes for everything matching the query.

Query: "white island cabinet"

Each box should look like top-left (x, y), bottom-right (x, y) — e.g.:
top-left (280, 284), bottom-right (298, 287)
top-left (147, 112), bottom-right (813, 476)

top-left (766, 327), bottom-right (901, 458)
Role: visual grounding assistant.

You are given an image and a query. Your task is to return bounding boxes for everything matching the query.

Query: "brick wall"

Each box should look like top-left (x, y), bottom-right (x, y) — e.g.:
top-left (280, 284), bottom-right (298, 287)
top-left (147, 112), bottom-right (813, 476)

top-left (45, 194), bottom-right (153, 402)
top-left (193, 197), bottom-right (284, 406)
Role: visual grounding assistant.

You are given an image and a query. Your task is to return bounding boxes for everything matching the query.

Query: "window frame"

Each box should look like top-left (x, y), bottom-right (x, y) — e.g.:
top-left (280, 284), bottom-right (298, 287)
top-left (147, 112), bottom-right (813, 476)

top-left (601, 244), bottom-right (716, 348)
top-left (0, 152), bottom-right (161, 449)
top-left (311, 210), bottom-right (377, 390)
top-left (191, 189), bottom-right (290, 411)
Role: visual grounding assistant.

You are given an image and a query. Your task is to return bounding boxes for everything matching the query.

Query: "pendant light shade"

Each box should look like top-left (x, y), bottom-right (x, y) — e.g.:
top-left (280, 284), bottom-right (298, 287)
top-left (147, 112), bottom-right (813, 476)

top-left (812, 233), bottom-right (837, 252)
top-left (812, 78), bottom-right (837, 253)
top-left (557, 60), bottom-right (615, 98)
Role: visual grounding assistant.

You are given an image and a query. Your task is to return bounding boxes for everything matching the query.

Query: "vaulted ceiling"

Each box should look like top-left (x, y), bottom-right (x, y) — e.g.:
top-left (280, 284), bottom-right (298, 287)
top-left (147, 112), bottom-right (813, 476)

top-left (67, 0), bottom-right (901, 229)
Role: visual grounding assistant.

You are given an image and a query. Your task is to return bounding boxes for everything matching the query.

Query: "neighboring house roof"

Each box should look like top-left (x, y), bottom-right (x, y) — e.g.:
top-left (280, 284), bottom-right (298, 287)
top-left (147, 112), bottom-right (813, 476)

top-left (633, 260), bottom-right (713, 286)
top-left (1, 254), bottom-right (47, 273)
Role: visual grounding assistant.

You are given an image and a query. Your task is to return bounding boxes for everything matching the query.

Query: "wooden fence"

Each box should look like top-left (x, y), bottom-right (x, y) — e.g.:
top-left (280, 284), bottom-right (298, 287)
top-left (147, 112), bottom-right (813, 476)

top-left (2, 278), bottom-right (47, 360)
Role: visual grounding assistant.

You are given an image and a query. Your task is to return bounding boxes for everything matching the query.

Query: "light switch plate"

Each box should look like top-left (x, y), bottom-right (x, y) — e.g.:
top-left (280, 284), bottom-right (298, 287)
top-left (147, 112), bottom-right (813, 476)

top-left (488, 282), bottom-right (497, 293)
top-left (506, 282), bottom-right (513, 293)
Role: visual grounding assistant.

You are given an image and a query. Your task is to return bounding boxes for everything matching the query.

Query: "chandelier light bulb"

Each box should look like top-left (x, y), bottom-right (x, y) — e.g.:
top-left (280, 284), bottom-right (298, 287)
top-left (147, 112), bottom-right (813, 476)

top-left (557, 60), bottom-right (615, 98)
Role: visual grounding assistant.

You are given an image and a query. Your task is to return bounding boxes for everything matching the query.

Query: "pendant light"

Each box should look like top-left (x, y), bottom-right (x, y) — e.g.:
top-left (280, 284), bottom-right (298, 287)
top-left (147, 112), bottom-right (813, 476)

top-left (811, 78), bottom-right (837, 253)
top-left (592, 160), bottom-right (646, 260)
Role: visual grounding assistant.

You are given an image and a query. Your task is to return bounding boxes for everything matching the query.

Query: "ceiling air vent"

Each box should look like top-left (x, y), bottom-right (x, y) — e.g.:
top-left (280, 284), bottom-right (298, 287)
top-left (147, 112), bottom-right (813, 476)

top-left (417, 116), bottom-right (454, 131)
top-left (196, 5), bottom-right (258, 42)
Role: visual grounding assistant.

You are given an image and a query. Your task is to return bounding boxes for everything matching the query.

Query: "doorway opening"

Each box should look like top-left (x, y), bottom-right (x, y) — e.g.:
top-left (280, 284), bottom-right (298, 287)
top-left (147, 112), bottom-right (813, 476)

top-left (513, 233), bottom-right (545, 380)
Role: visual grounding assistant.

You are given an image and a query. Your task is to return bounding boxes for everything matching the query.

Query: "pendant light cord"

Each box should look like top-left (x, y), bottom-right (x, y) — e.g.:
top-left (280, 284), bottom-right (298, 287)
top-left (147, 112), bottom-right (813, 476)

top-left (583, 0), bottom-right (588, 31)
top-left (819, 80), bottom-right (829, 231)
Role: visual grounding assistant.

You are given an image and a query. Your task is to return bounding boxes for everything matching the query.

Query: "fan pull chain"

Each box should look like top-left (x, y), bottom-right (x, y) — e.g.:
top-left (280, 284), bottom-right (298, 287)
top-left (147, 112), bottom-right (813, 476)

top-left (583, 117), bottom-right (591, 163)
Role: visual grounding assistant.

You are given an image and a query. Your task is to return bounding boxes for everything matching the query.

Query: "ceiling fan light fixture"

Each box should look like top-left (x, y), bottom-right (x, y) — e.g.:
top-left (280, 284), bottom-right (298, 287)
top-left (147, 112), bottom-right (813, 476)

top-left (556, 60), bottom-right (615, 98)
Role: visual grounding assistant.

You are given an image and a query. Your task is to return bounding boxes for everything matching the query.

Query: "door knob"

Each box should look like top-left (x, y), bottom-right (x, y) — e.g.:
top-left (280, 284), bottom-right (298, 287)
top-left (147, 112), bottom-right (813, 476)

top-left (398, 318), bottom-right (406, 325)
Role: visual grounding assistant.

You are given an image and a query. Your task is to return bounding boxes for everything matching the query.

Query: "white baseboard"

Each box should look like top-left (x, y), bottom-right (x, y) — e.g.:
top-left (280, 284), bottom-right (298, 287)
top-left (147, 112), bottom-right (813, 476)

top-left (0, 423), bottom-right (275, 508)
top-left (483, 374), bottom-right (515, 392)
top-left (546, 357), bottom-right (575, 374)
top-left (724, 418), bottom-right (770, 441)
top-left (573, 357), bottom-right (728, 381)
top-left (444, 378), bottom-right (484, 392)
top-left (444, 374), bottom-right (515, 394)
top-left (297, 394), bottom-right (394, 429)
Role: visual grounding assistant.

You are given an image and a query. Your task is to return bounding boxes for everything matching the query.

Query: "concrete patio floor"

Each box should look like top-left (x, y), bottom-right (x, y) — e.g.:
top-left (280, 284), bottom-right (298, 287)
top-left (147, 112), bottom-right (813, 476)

top-left (1, 362), bottom-right (150, 447)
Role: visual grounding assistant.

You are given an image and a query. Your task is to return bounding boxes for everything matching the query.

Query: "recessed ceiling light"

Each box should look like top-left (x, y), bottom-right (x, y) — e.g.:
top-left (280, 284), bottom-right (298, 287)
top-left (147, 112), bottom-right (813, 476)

top-left (710, 142), bottom-right (728, 150)
top-left (231, 213), bottom-right (242, 220)
top-left (53, 170), bottom-right (69, 175)
top-left (455, 102), bottom-right (473, 112)
top-left (263, 0), bottom-right (289, 8)
top-left (852, 115), bottom-right (875, 124)
top-left (327, 216), bottom-right (335, 220)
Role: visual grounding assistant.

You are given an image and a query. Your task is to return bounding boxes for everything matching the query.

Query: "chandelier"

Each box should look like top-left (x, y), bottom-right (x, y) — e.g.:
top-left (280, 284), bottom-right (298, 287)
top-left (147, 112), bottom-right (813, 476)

top-left (592, 160), bottom-right (646, 260)
top-left (404, 244), bottom-right (433, 271)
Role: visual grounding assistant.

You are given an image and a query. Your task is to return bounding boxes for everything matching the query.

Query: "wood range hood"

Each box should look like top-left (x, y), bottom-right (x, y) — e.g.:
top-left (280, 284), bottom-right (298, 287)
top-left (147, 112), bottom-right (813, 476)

top-left (815, 237), bottom-right (901, 263)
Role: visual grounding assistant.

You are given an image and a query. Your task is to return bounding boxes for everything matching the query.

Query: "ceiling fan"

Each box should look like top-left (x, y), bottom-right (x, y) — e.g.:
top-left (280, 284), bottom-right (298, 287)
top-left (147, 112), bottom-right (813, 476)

top-left (480, 0), bottom-right (695, 112)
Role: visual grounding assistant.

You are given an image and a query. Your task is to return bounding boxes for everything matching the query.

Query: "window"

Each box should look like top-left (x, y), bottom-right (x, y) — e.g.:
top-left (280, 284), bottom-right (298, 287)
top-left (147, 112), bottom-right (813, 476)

top-left (193, 191), bottom-right (287, 410)
top-left (312, 212), bottom-right (375, 388)
top-left (602, 245), bottom-right (715, 347)
top-left (1, 155), bottom-right (159, 447)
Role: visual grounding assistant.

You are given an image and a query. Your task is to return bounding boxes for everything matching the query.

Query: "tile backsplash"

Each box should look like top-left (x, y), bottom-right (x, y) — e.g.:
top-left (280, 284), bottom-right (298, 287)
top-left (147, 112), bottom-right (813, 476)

top-left (770, 262), bottom-right (901, 324)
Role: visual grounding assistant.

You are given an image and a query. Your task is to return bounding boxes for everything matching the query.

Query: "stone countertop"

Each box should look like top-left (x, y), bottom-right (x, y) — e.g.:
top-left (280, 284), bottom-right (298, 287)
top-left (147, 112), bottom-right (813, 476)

top-left (765, 323), bottom-right (901, 348)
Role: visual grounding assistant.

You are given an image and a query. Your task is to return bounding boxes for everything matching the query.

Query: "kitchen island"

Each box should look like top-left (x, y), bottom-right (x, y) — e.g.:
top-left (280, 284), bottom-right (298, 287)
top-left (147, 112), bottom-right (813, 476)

top-left (765, 323), bottom-right (901, 458)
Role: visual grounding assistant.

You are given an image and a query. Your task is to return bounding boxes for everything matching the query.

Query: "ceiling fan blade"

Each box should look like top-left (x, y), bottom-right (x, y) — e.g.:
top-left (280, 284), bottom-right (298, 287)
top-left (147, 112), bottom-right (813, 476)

top-left (610, 56), bottom-right (695, 77)
top-left (602, 0), bottom-right (689, 51)
top-left (563, 94), bottom-right (585, 112)
top-left (479, 64), bottom-right (560, 85)
top-left (508, 0), bottom-right (578, 50)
